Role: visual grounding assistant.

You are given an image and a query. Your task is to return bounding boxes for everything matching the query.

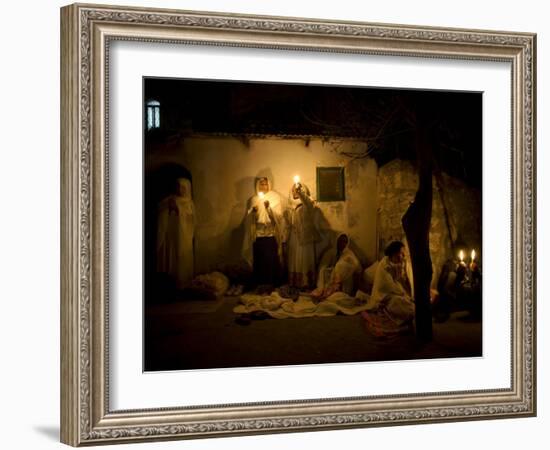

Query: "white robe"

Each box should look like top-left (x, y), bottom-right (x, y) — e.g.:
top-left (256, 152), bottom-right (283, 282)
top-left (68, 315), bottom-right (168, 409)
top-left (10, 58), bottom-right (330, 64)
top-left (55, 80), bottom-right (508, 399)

top-left (366, 256), bottom-right (415, 324)
top-left (242, 179), bottom-right (286, 267)
top-left (287, 186), bottom-right (319, 288)
top-left (316, 233), bottom-right (361, 296)
top-left (156, 187), bottom-right (195, 288)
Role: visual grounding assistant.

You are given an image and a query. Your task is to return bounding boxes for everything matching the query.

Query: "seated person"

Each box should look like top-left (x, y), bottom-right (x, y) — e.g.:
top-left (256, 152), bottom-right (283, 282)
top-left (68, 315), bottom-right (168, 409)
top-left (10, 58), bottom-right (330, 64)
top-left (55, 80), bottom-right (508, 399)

top-left (362, 241), bottom-right (415, 337)
top-left (312, 233), bottom-right (361, 299)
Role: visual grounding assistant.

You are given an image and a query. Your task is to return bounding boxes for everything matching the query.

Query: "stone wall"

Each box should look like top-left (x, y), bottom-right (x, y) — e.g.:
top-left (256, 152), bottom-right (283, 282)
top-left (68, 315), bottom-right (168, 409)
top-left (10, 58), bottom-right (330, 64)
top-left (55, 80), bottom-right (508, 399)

top-left (377, 159), bottom-right (482, 287)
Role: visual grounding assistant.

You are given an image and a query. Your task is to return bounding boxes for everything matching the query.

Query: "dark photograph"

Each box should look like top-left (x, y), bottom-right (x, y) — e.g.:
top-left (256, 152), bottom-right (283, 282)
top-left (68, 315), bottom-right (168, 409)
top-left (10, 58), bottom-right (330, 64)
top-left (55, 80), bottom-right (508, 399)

top-left (143, 78), bottom-right (482, 372)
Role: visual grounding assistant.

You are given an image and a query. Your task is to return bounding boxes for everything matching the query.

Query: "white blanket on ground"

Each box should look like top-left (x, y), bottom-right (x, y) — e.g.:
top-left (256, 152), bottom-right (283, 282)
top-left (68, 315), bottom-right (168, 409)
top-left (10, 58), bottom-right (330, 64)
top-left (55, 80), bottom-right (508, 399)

top-left (233, 291), bottom-right (371, 319)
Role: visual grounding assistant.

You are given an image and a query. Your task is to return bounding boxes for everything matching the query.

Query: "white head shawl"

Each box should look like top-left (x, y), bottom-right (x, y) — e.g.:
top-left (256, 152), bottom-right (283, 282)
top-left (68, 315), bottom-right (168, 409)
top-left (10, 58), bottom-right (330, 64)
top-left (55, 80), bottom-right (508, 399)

top-left (253, 177), bottom-right (282, 224)
top-left (176, 178), bottom-right (192, 200)
top-left (174, 177), bottom-right (194, 215)
top-left (288, 183), bottom-right (311, 208)
top-left (332, 233), bottom-right (361, 280)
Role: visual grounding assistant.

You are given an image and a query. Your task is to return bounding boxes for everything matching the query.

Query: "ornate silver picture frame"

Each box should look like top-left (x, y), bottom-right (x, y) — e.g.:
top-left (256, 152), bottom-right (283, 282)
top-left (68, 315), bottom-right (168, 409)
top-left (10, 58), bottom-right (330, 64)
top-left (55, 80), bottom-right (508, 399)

top-left (60, 3), bottom-right (536, 446)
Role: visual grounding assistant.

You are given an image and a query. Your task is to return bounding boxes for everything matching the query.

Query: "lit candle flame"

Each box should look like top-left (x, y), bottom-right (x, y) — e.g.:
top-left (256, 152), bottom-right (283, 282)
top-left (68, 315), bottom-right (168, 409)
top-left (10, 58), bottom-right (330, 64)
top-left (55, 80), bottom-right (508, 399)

top-left (471, 249), bottom-right (476, 261)
top-left (293, 175), bottom-right (300, 185)
top-left (258, 192), bottom-right (265, 199)
top-left (459, 250), bottom-right (464, 262)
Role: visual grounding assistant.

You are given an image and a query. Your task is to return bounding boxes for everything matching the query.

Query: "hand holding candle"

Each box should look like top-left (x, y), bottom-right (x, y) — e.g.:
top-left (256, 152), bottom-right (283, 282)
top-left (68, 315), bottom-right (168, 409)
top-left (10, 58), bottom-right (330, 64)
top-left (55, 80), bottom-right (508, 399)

top-left (459, 250), bottom-right (466, 266)
top-left (455, 250), bottom-right (467, 285)
top-left (258, 191), bottom-right (269, 209)
top-left (470, 249), bottom-right (478, 272)
top-left (293, 175), bottom-right (302, 191)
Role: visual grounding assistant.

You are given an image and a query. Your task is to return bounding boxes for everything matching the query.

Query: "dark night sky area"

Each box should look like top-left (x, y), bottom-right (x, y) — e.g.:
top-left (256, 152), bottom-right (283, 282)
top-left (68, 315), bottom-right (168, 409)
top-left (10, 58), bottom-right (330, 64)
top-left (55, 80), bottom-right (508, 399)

top-left (144, 78), bottom-right (482, 188)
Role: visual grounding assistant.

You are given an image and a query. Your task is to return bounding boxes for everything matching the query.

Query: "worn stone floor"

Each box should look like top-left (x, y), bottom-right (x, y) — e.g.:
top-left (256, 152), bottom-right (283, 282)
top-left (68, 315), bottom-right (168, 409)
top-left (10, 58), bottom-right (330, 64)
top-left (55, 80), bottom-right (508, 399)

top-left (144, 295), bottom-right (482, 372)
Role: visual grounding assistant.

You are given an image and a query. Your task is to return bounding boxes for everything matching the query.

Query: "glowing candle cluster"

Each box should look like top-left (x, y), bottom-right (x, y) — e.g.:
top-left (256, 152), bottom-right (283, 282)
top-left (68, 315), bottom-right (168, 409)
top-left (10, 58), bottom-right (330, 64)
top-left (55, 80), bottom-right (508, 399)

top-left (458, 249), bottom-right (476, 263)
top-left (457, 248), bottom-right (480, 277)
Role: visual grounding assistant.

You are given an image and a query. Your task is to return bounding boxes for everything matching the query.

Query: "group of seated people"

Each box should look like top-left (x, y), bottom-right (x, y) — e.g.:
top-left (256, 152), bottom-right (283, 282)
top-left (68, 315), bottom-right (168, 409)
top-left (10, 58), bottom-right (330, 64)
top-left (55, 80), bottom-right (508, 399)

top-left (316, 239), bottom-right (416, 337)
top-left (245, 216), bottom-right (416, 335)
top-left (316, 238), bottom-right (416, 338)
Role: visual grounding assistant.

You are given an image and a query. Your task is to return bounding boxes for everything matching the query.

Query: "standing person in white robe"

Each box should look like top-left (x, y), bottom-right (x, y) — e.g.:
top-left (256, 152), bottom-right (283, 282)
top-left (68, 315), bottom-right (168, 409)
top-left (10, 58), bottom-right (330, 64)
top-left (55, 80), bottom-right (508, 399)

top-left (312, 233), bottom-right (361, 299)
top-left (287, 182), bottom-right (320, 289)
top-left (362, 241), bottom-right (415, 337)
top-left (242, 177), bottom-right (286, 288)
top-left (156, 178), bottom-right (195, 289)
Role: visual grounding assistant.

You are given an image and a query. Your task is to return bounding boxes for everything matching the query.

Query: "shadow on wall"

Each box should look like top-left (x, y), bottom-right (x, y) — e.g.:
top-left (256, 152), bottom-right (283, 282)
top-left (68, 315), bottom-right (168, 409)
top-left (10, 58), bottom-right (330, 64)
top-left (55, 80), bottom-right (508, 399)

top-left (226, 176), bottom-right (256, 273)
top-left (313, 208), bottom-right (334, 262)
top-left (314, 223), bottom-right (369, 272)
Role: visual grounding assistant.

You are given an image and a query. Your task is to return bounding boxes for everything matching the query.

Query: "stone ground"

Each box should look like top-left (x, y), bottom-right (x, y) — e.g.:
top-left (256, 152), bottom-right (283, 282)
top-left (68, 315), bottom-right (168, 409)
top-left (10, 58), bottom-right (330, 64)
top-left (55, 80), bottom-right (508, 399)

top-left (144, 296), bottom-right (482, 372)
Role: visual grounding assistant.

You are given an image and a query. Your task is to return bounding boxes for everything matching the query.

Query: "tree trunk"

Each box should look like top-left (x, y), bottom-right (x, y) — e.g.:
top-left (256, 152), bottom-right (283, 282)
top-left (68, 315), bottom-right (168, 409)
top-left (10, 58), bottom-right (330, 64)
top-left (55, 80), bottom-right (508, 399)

top-left (402, 119), bottom-right (433, 341)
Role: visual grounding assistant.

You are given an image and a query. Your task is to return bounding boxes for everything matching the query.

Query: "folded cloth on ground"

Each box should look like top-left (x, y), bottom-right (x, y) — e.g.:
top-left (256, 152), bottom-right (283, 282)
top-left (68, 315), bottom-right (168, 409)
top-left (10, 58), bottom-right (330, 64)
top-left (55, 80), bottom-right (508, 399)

top-left (234, 290), bottom-right (372, 319)
top-left (191, 271), bottom-right (230, 298)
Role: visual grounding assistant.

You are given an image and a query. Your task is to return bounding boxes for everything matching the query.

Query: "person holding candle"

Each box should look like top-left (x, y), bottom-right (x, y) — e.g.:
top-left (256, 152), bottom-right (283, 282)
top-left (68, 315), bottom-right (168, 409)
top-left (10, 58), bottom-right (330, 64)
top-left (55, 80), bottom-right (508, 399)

top-left (242, 177), bottom-right (286, 291)
top-left (287, 178), bottom-right (320, 290)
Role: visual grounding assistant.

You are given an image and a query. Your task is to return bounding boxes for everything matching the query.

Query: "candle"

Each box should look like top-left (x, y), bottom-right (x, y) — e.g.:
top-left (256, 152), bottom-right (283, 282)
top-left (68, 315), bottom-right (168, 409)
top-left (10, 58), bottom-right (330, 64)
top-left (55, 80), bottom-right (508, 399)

top-left (470, 249), bottom-right (478, 272)
top-left (258, 191), bottom-right (265, 200)
top-left (456, 249), bottom-right (467, 280)
top-left (293, 175), bottom-right (300, 186)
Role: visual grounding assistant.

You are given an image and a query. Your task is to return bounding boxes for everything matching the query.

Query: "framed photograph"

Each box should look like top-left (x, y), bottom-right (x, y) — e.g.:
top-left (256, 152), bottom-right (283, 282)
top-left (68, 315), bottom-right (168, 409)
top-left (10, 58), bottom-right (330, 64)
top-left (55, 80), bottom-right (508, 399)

top-left (60, 3), bottom-right (536, 446)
